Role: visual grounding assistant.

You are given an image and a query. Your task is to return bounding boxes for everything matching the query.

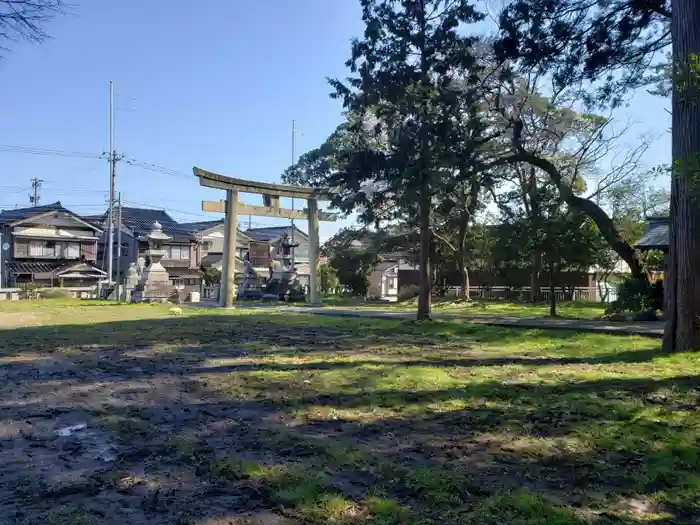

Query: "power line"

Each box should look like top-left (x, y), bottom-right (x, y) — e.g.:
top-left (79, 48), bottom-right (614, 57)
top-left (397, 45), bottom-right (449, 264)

top-left (0, 144), bottom-right (103, 160)
top-left (123, 157), bottom-right (191, 179)
top-left (0, 187), bottom-right (32, 207)
top-left (0, 203), bottom-right (107, 209)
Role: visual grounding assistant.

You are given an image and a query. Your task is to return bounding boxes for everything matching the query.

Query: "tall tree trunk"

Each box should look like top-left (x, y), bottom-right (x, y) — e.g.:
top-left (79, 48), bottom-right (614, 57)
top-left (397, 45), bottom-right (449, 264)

top-left (530, 251), bottom-right (541, 302)
top-left (664, 0), bottom-right (700, 352)
top-left (457, 219), bottom-right (469, 301)
top-left (456, 249), bottom-right (468, 301)
top-left (417, 180), bottom-right (432, 320)
top-left (463, 266), bottom-right (470, 301)
top-left (549, 262), bottom-right (557, 317)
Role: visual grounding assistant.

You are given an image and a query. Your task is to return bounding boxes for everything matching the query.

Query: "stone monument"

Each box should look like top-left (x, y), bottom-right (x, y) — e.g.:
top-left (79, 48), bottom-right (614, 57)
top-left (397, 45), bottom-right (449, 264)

top-left (131, 221), bottom-right (175, 303)
top-left (122, 262), bottom-right (140, 301)
top-left (261, 232), bottom-right (305, 302)
top-left (237, 251), bottom-right (264, 300)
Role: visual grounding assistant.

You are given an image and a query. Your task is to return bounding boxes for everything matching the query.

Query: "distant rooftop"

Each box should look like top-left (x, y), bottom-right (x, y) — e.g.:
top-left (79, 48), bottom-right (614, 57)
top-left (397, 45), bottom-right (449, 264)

top-left (0, 201), bottom-right (70, 226)
top-left (635, 216), bottom-right (669, 251)
top-left (245, 225), bottom-right (307, 242)
top-left (86, 207), bottom-right (196, 239)
top-left (178, 219), bottom-right (225, 232)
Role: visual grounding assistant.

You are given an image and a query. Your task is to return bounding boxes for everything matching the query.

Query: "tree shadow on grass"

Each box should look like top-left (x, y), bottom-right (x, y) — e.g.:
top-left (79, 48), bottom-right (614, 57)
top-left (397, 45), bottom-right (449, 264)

top-left (0, 314), bottom-right (694, 524)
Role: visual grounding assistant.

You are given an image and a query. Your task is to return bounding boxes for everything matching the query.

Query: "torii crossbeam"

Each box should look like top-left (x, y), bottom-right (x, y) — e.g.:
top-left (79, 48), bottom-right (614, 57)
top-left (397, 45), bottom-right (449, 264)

top-left (193, 166), bottom-right (336, 307)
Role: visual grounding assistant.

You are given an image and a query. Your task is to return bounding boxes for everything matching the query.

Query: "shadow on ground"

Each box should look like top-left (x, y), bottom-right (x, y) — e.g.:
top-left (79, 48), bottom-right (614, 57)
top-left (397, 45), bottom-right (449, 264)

top-left (0, 314), bottom-right (696, 524)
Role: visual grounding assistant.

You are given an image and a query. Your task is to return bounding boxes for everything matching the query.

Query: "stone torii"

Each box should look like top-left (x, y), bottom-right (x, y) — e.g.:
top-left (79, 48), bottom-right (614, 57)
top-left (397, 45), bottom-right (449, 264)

top-left (193, 167), bottom-right (336, 307)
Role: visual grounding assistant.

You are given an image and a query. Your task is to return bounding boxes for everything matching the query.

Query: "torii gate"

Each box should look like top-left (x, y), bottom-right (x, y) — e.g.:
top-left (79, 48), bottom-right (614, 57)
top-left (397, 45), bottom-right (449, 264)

top-left (193, 167), bottom-right (336, 307)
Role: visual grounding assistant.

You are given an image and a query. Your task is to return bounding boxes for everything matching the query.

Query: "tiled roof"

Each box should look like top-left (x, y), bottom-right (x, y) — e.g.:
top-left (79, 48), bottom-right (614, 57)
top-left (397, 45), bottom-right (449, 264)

top-left (5, 260), bottom-right (104, 275)
top-left (635, 217), bottom-right (669, 251)
top-left (245, 225), bottom-right (308, 242)
top-left (178, 219), bottom-right (225, 233)
top-left (166, 267), bottom-right (203, 278)
top-left (375, 262), bottom-right (398, 272)
top-left (201, 253), bottom-right (222, 266)
top-left (0, 202), bottom-right (71, 226)
top-left (82, 214), bottom-right (106, 228)
top-left (120, 207), bottom-right (183, 237)
top-left (5, 261), bottom-right (61, 273)
top-left (87, 207), bottom-right (195, 239)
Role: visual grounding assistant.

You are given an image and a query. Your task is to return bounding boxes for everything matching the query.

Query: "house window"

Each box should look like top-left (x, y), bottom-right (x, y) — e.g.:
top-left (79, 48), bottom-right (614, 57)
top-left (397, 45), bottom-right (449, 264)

top-left (202, 241), bottom-right (211, 251)
top-left (114, 243), bottom-right (129, 257)
top-left (387, 277), bottom-right (396, 289)
top-left (167, 245), bottom-right (189, 260)
top-left (171, 278), bottom-right (184, 288)
top-left (64, 243), bottom-right (80, 259)
top-left (29, 241), bottom-right (50, 257)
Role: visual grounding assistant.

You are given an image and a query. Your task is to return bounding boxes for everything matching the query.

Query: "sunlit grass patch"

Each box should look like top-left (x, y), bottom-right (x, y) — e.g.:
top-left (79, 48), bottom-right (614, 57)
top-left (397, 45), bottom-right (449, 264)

top-left (2, 300), bottom-right (698, 524)
top-left (466, 489), bottom-right (585, 525)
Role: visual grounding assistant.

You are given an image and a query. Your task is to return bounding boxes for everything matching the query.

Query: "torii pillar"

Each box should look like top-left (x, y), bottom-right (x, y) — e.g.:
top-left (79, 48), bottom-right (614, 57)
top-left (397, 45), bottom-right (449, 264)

top-left (193, 167), bottom-right (335, 307)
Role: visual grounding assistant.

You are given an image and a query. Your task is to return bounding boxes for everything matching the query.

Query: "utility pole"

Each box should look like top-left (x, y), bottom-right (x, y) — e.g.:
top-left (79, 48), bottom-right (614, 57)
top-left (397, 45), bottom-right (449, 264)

top-left (107, 80), bottom-right (115, 285)
top-left (290, 119), bottom-right (296, 268)
top-left (116, 192), bottom-right (122, 301)
top-left (29, 178), bottom-right (43, 206)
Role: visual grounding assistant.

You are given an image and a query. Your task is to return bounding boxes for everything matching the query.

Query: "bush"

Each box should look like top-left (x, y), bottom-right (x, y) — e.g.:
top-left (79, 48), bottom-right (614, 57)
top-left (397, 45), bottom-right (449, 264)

top-left (19, 282), bottom-right (42, 299)
top-left (607, 278), bottom-right (663, 314)
top-left (38, 287), bottom-right (73, 299)
top-left (398, 284), bottom-right (420, 302)
top-left (318, 263), bottom-right (339, 296)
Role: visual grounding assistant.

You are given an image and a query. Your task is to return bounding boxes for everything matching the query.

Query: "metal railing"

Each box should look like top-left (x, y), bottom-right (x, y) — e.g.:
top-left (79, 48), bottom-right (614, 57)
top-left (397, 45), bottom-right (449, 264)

top-left (443, 286), bottom-right (618, 303)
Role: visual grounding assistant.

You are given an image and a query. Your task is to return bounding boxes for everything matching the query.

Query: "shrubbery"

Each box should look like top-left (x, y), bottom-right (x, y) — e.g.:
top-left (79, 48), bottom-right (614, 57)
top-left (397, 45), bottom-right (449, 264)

top-left (398, 284), bottom-right (420, 302)
top-left (607, 278), bottom-right (663, 314)
top-left (38, 287), bottom-right (73, 299)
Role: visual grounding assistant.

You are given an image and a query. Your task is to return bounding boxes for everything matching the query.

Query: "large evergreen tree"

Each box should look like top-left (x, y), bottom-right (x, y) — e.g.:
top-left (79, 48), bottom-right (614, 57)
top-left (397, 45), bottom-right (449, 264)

top-left (328, 0), bottom-right (485, 320)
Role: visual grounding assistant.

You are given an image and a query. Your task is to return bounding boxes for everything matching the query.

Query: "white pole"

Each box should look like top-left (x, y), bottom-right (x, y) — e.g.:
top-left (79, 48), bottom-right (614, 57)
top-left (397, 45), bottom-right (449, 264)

top-left (116, 193), bottom-right (122, 301)
top-left (0, 233), bottom-right (4, 289)
top-left (107, 80), bottom-right (115, 285)
top-left (290, 119), bottom-right (296, 268)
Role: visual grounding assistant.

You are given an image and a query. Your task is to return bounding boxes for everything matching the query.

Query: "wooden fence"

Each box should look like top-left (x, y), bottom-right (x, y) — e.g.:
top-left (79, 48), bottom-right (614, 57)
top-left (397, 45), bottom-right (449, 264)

top-left (444, 286), bottom-right (617, 303)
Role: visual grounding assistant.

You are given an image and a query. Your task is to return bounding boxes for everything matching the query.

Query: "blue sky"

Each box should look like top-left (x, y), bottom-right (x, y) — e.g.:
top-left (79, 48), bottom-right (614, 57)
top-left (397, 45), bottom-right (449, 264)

top-left (0, 1), bottom-right (670, 240)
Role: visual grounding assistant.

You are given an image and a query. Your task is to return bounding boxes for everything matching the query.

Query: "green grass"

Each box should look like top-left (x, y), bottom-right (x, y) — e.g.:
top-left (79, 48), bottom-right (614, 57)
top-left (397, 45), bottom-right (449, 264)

top-left (435, 299), bottom-right (607, 319)
top-left (0, 299), bottom-right (697, 524)
top-left (322, 297), bottom-right (607, 320)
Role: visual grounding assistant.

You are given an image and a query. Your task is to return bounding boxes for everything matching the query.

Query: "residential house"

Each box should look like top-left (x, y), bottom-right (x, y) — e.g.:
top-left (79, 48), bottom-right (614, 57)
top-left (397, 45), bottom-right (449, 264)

top-left (368, 262), bottom-right (399, 301)
top-left (180, 220), bottom-right (247, 277)
top-left (0, 202), bottom-right (106, 289)
top-left (190, 223), bottom-right (312, 285)
top-left (246, 225), bottom-right (311, 285)
top-left (89, 207), bottom-right (205, 296)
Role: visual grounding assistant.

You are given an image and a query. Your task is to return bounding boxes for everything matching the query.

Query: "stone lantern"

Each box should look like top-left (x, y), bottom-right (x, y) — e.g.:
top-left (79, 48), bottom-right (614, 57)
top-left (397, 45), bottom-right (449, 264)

top-left (261, 231), bottom-right (305, 302)
top-left (131, 221), bottom-right (175, 303)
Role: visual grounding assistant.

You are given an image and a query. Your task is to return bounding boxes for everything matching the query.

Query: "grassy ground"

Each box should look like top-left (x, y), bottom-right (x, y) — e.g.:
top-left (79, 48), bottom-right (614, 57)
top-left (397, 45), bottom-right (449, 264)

top-left (0, 300), bottom-right (697, 524)
top-left (323, 297), bottom-right (607, 320)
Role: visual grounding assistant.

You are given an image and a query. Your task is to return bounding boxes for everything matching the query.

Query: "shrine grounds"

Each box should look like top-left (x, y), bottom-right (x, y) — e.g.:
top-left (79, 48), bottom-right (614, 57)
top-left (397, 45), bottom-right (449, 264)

top-left (0, 300), bottom-right (698, 524)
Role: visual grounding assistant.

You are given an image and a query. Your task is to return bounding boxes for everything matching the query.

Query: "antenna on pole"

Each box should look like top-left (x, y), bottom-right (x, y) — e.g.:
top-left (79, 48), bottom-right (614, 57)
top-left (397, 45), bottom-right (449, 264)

top-left (105, 81), bottom-right (129, 287)
top-left (107, 80), bottom-right (115, 286)
top-left (29, 178), bottom-right (43, 206)
top-left (290, 119), bottom-right (296, 268)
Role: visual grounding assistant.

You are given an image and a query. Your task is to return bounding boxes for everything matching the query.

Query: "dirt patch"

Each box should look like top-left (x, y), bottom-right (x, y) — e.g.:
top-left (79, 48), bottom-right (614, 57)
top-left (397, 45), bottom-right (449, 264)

top-left (0, 315), bottom-right (696, 524)
top-left (0, 312), bottom-right (43, 329)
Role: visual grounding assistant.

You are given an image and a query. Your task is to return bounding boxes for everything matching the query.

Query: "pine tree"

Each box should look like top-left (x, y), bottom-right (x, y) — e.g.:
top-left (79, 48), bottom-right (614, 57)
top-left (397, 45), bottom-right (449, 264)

top-left (329, 0), bottom-right (485, 319)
